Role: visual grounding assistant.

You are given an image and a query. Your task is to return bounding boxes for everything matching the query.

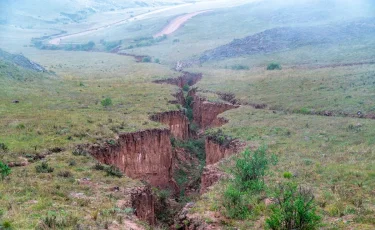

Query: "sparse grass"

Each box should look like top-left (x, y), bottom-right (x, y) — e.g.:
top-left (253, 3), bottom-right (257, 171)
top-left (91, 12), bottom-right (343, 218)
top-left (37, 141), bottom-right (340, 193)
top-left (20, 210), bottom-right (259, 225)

top-left (0, 151), bottom-right (141, 229)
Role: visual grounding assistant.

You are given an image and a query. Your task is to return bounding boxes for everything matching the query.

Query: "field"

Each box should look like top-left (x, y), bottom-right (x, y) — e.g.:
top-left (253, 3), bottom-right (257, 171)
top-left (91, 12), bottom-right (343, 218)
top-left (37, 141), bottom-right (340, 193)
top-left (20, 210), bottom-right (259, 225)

top-left (1, 0), bottom-right (375, 229)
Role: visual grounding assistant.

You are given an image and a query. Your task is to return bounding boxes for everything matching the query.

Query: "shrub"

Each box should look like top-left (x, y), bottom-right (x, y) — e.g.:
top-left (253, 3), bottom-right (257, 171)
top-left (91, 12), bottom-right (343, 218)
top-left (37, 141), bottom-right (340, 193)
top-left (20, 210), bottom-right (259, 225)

top-left (36, 162), bottom-right (54, 173)
top-left (154, 58), bottom-right (160, 64)
top-left (0, 220), bottom-right (13, 230)
top-left (142, 57), bottom-right (151, 63)
top-left (233, 146), bottom-right (270, 191)
top-left (0, 162), bottom-right (11, 180)
top-left (223, 184), bottom-right (250, 219)
top-left (283, 171), bottom-right (293, 179)
top-left (266, 182), bottom-right (321, 230)
top-left (182, 84), bottom-right (190, 92)
top-left (0, 143), bottom-right (8, 152)
top-left (267, 62), bottom-right (282, 70)
top-left (231, 64), bottom-right (249, 70)
top-left (105, 165), bottom-right (123, 177)
top-left (101, 97), bottom-right (112, 107)
top-left (93, 162), bottom-right (105, 171)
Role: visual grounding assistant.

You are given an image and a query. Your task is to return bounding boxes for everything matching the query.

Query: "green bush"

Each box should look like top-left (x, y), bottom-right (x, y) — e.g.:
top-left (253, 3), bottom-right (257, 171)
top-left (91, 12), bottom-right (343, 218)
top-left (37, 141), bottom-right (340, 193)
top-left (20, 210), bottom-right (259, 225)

top-left (101, 97), bottom-right (113, 107)
top-left (105, 165), bottom-right (123, 177)
top-left (35, 162), bottom-right (54, 173)
top-left (231, 64), bottom-right (249, 70)
top-left (223, 184), bottom-right (250, 219)
top-left (154, 58), bottom-right (160, 64)
top-left (233, 146), bottom-right (270, 191)
top-left (0, 162), bottom-right (11, 180)
top-left (266, 182), bottom-right (321, 230)
top-left (182, 84), bottom-right (190, 92)
top-left (142, 57), bottom-right (152, 63)
top-left (0, 220), bottom-right (13, 230)
top-left (267, 63), bottom-right (282, 70)
top-left (283, 172), bottom-right (293, 179)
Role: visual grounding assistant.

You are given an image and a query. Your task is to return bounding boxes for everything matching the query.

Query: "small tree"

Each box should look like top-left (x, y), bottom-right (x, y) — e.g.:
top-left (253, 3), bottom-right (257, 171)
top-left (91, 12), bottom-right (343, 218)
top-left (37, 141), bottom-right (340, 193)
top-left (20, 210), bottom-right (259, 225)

top-left (267, 63), bottom-right (282, 70)
top-left (266, 182), bottom-right (321, 230)
top-left (233, 146), bottom-right (270, 191)
top-left (101, 97), bottom-right (112, 107)
top-left (223, 184), bottom-right (250, 219)
top-left (142, 57), bottom-right (151, 63)
top-left (0, 162), bottom-right (11, 180)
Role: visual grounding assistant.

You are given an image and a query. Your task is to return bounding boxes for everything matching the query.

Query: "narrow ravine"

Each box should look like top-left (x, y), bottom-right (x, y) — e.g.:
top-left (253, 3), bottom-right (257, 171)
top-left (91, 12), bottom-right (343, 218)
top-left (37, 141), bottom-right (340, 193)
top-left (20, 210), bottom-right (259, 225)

top-left (86, 71), bottom-right (244, 228)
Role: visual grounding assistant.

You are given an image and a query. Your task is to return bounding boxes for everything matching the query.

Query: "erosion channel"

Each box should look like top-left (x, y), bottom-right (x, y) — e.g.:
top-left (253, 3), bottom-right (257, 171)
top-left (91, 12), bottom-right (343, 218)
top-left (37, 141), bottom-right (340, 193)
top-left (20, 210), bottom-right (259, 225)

top-left (87, 71), bottom-right (243, 228)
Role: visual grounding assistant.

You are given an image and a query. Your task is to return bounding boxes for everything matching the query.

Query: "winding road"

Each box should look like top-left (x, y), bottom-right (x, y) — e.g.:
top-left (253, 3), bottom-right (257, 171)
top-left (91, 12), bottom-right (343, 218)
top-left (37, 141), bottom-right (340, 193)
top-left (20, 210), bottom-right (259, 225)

top-left (48, 3), bottom-right (193, 45)
top-left (153, 10), bottom-right (211, 37)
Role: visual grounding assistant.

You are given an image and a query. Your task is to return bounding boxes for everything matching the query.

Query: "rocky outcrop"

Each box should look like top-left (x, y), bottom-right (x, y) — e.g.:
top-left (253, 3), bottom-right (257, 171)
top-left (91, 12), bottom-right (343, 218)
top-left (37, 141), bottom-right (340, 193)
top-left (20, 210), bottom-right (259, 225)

top-left (200, 164), bottom-right (226, 194)
top-left (89, 129), bottom-right (173, 188)
top-left (205, 136), bottom-right (244, 165)
top-left (150, 111), bottom-right (190, 140)
top-left (131, 186), bottom-right (156, 225)
top-left (192, 95), bottom-right (239, 129)
top-left (153, 72), bottom-right (202, 88)
top-left (174, 203), bottom-right (220, 230)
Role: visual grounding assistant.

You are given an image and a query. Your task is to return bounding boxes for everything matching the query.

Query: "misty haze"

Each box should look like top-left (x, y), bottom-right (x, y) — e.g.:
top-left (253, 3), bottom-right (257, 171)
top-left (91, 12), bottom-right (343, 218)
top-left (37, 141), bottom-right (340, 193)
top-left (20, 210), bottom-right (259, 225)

top-left (0, 0), bottom-right (374, 229)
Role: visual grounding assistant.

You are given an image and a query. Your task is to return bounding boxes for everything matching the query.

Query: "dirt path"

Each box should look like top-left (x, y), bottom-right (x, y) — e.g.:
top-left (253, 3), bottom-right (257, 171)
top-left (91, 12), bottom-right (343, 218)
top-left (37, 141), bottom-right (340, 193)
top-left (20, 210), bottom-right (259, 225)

top-left (48, 4), bottom-right (192, 45)
top-left (153, 10), bottom-right (211, 37)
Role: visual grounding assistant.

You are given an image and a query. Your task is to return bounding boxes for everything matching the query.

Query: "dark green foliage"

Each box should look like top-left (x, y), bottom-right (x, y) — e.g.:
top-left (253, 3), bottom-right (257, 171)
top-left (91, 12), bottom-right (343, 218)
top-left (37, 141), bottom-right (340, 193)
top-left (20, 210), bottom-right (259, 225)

top-left (173, 139), bottom-right (205, 162)
top-left (154, 58), bottom-right (160, 64)
top-left (231, 64), bottom-right (249, 70)
top-left (133, 35), bottom-right (167, 48)
top-left (223, 184), bottom-right (250, 219)
top-left (154, 189), bottom-right (174, 224)
top-left (233, 147), bottom-right (269, 191)
top-left (0, 143), bottom-right (8, 152)
top-left (266, 183), bottom-right (321, 230)
top-left (35, 162), bottom-right (54, 173)
top-left (93, 162), bottom-right (105, 171)
top-left (0, 162), bottom-right (11, 180)
top-left (0, 220), bottom-right (13, 230)
top-left (105, 165), bottom-right (123, 177)
top-left (101, 97), bottom-right (113, 107)
top-left (182, 84), bottom-right (190, 92)
top-left (142, 57), bottom-right (152, 63)
top-left (267, 63), bottom-right (282, 70)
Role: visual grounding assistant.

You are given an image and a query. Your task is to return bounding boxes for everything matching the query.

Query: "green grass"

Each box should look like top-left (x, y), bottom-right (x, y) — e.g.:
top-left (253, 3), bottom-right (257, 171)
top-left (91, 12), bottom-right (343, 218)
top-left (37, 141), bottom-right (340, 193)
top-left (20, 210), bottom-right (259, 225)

top-left (0, 51), bottom-right (179, 160)
top-left (191, 106), bottom-right (375, 229)
top-left (0, 151), bottom-right (142, 229)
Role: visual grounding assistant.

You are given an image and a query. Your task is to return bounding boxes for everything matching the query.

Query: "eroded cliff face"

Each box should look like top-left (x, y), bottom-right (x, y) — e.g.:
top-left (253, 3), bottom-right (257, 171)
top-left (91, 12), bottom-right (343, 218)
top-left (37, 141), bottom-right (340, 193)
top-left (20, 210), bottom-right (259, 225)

top-left (192, 95), bottom-right (239, 129)
top-left (205, 136), bottom-right (244, 165)
top-left (153, 72), bottom-right (202, 88)
top-left (150, 111), bottom-right (190, 140)
top-left (131, 187), bottom-right (155, 225)
top-left (89, 129), bottom-right (173, 187)
top-left (200, 164), bottom-right (227, 194)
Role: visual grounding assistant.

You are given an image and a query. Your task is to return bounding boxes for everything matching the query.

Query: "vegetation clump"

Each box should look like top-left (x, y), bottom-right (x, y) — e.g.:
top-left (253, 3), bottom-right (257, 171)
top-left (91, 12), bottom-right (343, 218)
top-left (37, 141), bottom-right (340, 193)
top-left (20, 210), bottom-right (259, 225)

top-left (35, 162), bottom-right (54, 173)
top-left (105, 165), bottom-right (123, 178)
top-left (101, 97), bottom-right (113, 107)
top-left (0, 162), bottom-right (11, 180)
top-left (267, 62), bottom-right (282, 70)
top-left (266, 183), bottom-right (321, 230)
top-left (142, 57), bottom-right (152, 63)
